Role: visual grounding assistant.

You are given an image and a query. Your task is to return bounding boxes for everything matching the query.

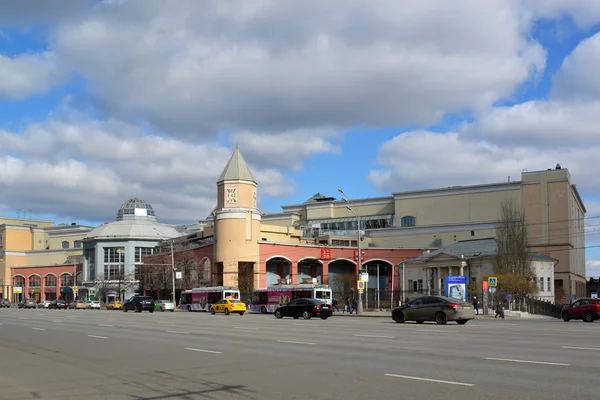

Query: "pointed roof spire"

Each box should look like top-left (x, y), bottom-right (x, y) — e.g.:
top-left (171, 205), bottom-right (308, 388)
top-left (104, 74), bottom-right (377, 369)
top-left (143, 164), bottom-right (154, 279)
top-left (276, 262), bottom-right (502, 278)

top-left (217, 148), bottom-right (256, 183)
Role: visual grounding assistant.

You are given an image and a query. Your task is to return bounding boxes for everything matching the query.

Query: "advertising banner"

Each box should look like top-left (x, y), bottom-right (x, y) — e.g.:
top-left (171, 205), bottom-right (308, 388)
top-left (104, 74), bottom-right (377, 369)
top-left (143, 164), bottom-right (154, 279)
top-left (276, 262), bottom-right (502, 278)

top-left (446, 276), bottom-right (467, 301)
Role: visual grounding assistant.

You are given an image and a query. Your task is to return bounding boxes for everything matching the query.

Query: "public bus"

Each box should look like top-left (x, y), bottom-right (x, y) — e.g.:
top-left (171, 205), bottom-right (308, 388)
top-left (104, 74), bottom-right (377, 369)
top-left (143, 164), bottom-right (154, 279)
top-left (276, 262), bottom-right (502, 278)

top-left (179, 286), bottom-right (241, 312)
top-left (249, 283), bottom-right (332, 314)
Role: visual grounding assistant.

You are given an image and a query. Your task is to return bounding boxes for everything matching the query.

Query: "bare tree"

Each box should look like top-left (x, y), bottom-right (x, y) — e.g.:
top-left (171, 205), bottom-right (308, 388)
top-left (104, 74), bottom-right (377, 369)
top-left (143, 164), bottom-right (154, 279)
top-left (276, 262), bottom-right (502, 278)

top-left (494, 199), bottom-right (536, 281)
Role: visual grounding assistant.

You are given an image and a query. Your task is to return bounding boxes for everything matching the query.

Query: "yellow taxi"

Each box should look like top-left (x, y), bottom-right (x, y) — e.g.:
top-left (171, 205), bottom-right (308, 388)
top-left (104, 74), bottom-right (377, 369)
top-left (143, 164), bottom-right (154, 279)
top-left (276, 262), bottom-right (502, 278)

top-left (106, 300), bottom-right (123, 310)
top-left (210, 298), bottom-right (246, 315)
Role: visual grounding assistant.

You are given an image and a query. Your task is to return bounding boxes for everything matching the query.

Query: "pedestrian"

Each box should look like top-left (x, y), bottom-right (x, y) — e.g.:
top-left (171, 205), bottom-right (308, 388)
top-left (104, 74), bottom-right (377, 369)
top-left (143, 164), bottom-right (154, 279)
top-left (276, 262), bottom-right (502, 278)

top-left (351, 297), bottom-right (358, 314)
top-left (405, 297), bottom-right (411, 306)
top-left (472, 296), bottom-right (479, 315)
top-left (495, 300), bottom-right (504, 319)
top-left (344, 296), bottom-right (350, 313)
top-left (332, 298), bottom-right (339, 312)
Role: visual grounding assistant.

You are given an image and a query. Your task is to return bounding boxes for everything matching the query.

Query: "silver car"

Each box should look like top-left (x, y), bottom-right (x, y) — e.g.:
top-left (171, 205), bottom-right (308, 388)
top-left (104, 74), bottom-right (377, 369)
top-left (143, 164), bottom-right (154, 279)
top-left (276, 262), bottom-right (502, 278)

top-left (155, 300), bottom-right (175, 312)
top-left (37, 300), bottom-right (52, 309)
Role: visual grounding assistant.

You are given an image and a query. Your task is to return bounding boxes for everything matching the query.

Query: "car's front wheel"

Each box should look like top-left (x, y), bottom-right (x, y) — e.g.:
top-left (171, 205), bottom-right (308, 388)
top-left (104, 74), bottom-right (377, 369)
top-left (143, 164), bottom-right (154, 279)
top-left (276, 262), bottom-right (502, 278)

top-left (562, 312), bottom-right (570, 322)
top-left (393, 312), bottom-right (405, 323)
top-left (275, 310), bottom-right (283, 319)
top-left (123, 306), bottom-right (128, 312)
top-left (584, 311), bottom-right (594, 323)
top-left (224, 309), bottom-right (230, 315)
top-left (210, 308), bottom-right (216, 315)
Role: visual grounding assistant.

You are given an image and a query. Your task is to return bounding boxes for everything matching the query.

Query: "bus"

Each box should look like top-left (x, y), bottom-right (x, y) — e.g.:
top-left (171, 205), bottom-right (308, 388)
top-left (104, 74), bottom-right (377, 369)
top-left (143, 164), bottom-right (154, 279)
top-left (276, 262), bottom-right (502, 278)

top-left (179, 286), bottom-right (241, 312)
top-left (249, 283), bottom-right (332, 314)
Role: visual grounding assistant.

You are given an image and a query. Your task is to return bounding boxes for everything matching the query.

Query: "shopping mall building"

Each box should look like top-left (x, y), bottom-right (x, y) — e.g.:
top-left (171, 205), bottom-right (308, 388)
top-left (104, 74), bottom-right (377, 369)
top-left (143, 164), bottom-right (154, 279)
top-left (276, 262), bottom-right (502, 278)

top-left (143, 150), bottom-right (587, 304)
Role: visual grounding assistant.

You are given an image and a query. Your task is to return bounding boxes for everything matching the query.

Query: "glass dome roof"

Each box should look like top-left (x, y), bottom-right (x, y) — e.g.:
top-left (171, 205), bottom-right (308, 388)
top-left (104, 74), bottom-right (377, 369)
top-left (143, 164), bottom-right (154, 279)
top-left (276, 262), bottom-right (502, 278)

top-left (116, 196), bottom-right (156, 221)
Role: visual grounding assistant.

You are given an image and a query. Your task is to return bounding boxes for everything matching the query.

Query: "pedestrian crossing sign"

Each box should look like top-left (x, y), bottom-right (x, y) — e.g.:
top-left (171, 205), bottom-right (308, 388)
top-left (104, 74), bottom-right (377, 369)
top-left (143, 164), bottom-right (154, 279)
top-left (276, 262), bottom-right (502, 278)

top-left (357, 280), bottom-right (366, 291)
top-left (488, 277), bottom-right (498, 287)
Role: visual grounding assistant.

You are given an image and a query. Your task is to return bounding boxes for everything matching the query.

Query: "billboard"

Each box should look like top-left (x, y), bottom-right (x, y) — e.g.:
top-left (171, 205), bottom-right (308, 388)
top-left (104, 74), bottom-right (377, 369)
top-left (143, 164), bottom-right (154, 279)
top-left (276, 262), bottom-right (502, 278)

top-left (446, 276), bottom-right (467, 301)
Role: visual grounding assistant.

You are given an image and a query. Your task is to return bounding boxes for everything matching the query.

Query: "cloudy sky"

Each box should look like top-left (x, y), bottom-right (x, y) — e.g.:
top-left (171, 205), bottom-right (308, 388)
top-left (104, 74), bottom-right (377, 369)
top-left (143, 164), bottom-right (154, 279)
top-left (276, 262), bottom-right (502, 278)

top-left (1, 0), bottom-right (600, 274)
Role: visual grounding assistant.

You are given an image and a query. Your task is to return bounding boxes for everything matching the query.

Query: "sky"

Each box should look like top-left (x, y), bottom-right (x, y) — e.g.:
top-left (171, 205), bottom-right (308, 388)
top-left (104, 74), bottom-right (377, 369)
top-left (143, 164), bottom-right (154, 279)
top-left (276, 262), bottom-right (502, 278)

top-left (1, 0), bottom-right (600, 274)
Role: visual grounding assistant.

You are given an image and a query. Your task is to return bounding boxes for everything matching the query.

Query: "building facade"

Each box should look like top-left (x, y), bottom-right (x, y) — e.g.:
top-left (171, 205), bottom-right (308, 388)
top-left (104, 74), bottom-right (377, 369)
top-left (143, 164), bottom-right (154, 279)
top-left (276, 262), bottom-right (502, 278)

top-left (0, 217), bottom-right (93, 302)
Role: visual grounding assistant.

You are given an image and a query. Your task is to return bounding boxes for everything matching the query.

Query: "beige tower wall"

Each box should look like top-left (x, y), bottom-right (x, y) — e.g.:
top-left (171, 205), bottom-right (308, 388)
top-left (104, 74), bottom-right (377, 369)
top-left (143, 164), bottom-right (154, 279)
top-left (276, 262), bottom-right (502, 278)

top-left (214, 213), bottom-right (261, 287)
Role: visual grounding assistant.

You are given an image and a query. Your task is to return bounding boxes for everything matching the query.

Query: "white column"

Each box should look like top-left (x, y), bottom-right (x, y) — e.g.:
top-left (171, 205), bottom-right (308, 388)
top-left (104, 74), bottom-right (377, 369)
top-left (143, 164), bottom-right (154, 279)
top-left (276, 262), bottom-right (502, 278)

top-left (437, 267), bottom-right (442, 293)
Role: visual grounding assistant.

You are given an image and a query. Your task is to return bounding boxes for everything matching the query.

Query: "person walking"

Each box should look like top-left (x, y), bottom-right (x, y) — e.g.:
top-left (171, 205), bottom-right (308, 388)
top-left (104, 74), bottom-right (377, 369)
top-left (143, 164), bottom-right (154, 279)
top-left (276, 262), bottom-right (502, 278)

top-left (495, 300), bottom-right (504, 319)
top-left (351, 297), bottom-right (358, 314)
top-left (344, 296), bottom-right (350, 313)
top-left (472, 296), bottom-right (479, 315)
top-left (332, 298), bottom-right (339, 312)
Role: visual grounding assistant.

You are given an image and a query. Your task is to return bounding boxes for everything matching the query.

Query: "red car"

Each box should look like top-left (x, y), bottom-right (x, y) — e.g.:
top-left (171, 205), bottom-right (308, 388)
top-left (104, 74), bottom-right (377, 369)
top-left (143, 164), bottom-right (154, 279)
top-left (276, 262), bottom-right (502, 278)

top-left (561, 298), bottom-right (600, 322)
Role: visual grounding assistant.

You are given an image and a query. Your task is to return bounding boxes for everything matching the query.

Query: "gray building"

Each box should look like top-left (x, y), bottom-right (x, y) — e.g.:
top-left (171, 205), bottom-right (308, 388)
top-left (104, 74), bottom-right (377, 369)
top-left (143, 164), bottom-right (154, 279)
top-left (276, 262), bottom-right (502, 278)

top-left (81, 197), bottom-right (182, 302)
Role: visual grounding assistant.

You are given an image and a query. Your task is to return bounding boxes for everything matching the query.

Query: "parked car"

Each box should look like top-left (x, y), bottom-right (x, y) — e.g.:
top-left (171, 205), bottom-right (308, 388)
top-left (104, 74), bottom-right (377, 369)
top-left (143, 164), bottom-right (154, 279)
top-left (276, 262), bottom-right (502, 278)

top-left (86, 301), bottom-right (102, 310)
top-left (20, 298), bottom-right (37, 309)
top-left (106, 300), bottom-right (123, 310)
top-left (561, 298), bottom-right (600, 322)
top-left (392, 295), bottom-right (475, 325)
top-left (0, 298), bottom-right (11, 308)
top-left (155, 300), bottom-right (175, 312)
top-left (69, 300), bottom-right (87, 310)
top-left (38, 300), bottom-right (52, 309)
top-left (274, 298), bottom-right (332, 320)
top-left (123, 296), bottom-right (155, 313)
top-left (48, 299), bottom-right (68, 310)
top-left (210, 299), bottom-right (246, 315)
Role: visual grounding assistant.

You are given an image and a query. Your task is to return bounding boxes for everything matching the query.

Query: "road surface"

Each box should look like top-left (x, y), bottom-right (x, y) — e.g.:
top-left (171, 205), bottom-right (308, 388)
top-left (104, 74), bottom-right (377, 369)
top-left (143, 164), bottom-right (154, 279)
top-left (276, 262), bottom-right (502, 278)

top-left (0, 309), bottom-right (597, 399)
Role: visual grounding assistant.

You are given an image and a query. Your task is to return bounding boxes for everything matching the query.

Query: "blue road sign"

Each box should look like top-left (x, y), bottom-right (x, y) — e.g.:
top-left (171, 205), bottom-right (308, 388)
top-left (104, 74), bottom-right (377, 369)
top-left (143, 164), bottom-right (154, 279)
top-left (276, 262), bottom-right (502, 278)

top-left (506, 294), bottom-right (513, 301)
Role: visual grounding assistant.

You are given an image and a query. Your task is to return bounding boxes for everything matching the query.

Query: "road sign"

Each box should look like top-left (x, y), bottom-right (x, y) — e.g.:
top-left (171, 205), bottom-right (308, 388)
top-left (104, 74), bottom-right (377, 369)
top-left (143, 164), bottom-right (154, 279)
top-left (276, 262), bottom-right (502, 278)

top-left (360, 273), bottom-right (369, 282)
top-left (357, 280), bottom-right (366, 291)
top-left (175, 271), bottom-right (182, 279)
top-left (489, 287), bottom-right (497, 294)
top-left (72, 286), bottom-right (78, 294)
top-left (358, 290), bottom-right (364, 294)
top-left (506, 294), bottom-right (513, 301)
top-left (482, 280), bottom-right (489, 291)
top-left (488, 276), bottom-right (498, 287)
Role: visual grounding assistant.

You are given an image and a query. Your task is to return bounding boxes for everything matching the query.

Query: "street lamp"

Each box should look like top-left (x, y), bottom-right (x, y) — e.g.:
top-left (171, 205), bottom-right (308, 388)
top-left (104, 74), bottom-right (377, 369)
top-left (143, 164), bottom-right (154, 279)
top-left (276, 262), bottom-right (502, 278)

top-left (338, 188), bottom-right (364, 314)
top-left (152, 227), bottom-right (176, 304)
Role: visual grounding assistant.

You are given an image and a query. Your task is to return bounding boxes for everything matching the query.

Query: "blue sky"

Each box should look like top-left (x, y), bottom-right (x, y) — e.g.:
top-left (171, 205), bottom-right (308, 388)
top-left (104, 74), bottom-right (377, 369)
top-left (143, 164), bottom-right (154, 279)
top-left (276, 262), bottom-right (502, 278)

top-left (1, 1), bottom-right (600, 274)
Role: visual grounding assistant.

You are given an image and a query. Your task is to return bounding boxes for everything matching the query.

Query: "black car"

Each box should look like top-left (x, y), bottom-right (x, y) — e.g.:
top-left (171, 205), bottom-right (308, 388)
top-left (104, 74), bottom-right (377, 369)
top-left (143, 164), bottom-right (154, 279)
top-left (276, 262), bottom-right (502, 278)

top-left (0, 298), bottom-right (10, 308)
top-left (48, 299), bottom-right (68, 310)
top-left (274, 298), bottom-right (332, 320)
top-left (123, 296), bottom-right (155, 313)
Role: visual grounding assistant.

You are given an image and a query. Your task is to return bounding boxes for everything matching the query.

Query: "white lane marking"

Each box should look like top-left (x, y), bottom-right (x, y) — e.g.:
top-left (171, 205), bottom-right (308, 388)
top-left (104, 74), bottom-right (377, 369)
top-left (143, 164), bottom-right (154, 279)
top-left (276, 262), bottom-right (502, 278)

top-left (185, 347), bottom-right (222, 354)
top-left (98, 324), bottom-right (114, 327)
top-left (484, 357), bottom-right (569, 366)
top-left (19, 317), bottom-right (28, 320)
top-left (353, 334), bottom-right (394, 339)
top-left (234, 326), bottom-right (259, 330)
top-left (276, 340), bottom-right (316, 345)
top-left (414, 329), bottom-right (455, 334)
top-left (166, 330), bottom-right (189, 334)
top-left (385, 374), bottom-right (475, 387)
top-left (32, 327), bottom-right (46, 331)
top-left (561, 346), bottom-right (600, 351)
top-left (52, 320), bottom-right (64, 323)
top-left (88, 335), bottom-right (108, 339)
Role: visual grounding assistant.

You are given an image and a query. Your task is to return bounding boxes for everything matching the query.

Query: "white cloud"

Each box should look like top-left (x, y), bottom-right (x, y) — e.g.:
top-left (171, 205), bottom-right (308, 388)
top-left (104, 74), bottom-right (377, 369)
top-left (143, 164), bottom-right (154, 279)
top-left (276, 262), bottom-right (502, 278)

top-left (553, 33), bottom-right (600, 100)
top-left (0, 52), bottom-right (66, 99)
top-left (586, 260), bottom-right (600, 277)
top-left (526, 0), bottom-right (600, 30)
top-left (0, 115), bottom-right (298, 223)
top-left (47, 0), bottom-right (546, 135)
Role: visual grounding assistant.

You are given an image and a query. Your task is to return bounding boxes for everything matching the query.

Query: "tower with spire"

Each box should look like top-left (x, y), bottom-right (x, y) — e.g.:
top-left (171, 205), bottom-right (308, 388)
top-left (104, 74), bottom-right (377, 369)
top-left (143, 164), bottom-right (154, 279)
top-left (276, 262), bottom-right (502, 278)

top-left (213, 148), bottom-right (261, 293)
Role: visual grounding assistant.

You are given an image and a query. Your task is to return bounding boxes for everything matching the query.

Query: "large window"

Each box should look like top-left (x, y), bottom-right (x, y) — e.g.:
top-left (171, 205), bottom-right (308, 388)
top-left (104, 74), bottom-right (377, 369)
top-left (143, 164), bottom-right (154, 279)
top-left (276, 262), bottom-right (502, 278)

top-left (61, 274), bottom-right (73, 287)
top-left (44, 275), bottom-right (57, 287)
top-left (74, 240), bottom-right (82, 248)
top-left (134, 247), bottom-right (154, 263)
top-left (104, 247), bottom-right (125, 280)
top-left (85, 248), bottom-right (96, 281)
top-left (13, 276), bottom-right (25, 287)
top-left (62, 241), bottom-right (70, 249)
top-left (28, 275), bottom-right (41, 288)
top-left (400, 216), bottom-right (416, 227)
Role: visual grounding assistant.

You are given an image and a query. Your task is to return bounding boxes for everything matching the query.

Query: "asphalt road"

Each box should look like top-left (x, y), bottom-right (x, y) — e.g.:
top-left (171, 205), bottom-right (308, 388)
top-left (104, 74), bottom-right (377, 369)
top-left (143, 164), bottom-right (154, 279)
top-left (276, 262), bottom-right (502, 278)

top-left (0, 309), bottom-right (598, 400)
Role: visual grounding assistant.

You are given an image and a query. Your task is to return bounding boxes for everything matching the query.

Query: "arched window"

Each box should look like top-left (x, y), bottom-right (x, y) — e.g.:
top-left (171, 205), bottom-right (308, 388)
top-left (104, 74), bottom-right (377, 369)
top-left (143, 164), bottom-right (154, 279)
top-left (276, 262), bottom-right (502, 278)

top-left (61, 274), bottom-right (73, 287)
top-left (74, 240), bottom-right (82, 248)
top-left (44, 275), bottom-right (57, 287)
top-left (62, 241), bottom-right (70, 249)
top-left (400, 216), bottom-right (416, 227)
top-left (28, 275), bottom-right (41, 288)
top-left (13, 276), bottom-right (25, 286)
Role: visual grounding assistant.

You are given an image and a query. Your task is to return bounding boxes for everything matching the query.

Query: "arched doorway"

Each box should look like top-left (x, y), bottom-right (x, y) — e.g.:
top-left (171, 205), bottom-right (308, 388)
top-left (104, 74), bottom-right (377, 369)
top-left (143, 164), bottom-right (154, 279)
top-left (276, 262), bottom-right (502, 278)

top-left (12, 275), bottom-right (25, 303)
top-left (200, 257), bottom-right (211, 285)
top-left (298, 258), bottom-right (322, 284)
top-left (266, 257), bottom-right (291, 286)
top-left (363, 260), bottom-right (393, 310)
top-left (328, 259), bottom-right (357, 303)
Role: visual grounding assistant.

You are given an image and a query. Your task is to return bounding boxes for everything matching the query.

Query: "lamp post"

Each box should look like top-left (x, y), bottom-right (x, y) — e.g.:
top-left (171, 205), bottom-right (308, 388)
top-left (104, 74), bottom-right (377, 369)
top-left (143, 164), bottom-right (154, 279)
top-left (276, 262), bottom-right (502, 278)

top-left (152, 228), bottom-right (176, 304)
top-left (338, 188), bottom-right (364, 314)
